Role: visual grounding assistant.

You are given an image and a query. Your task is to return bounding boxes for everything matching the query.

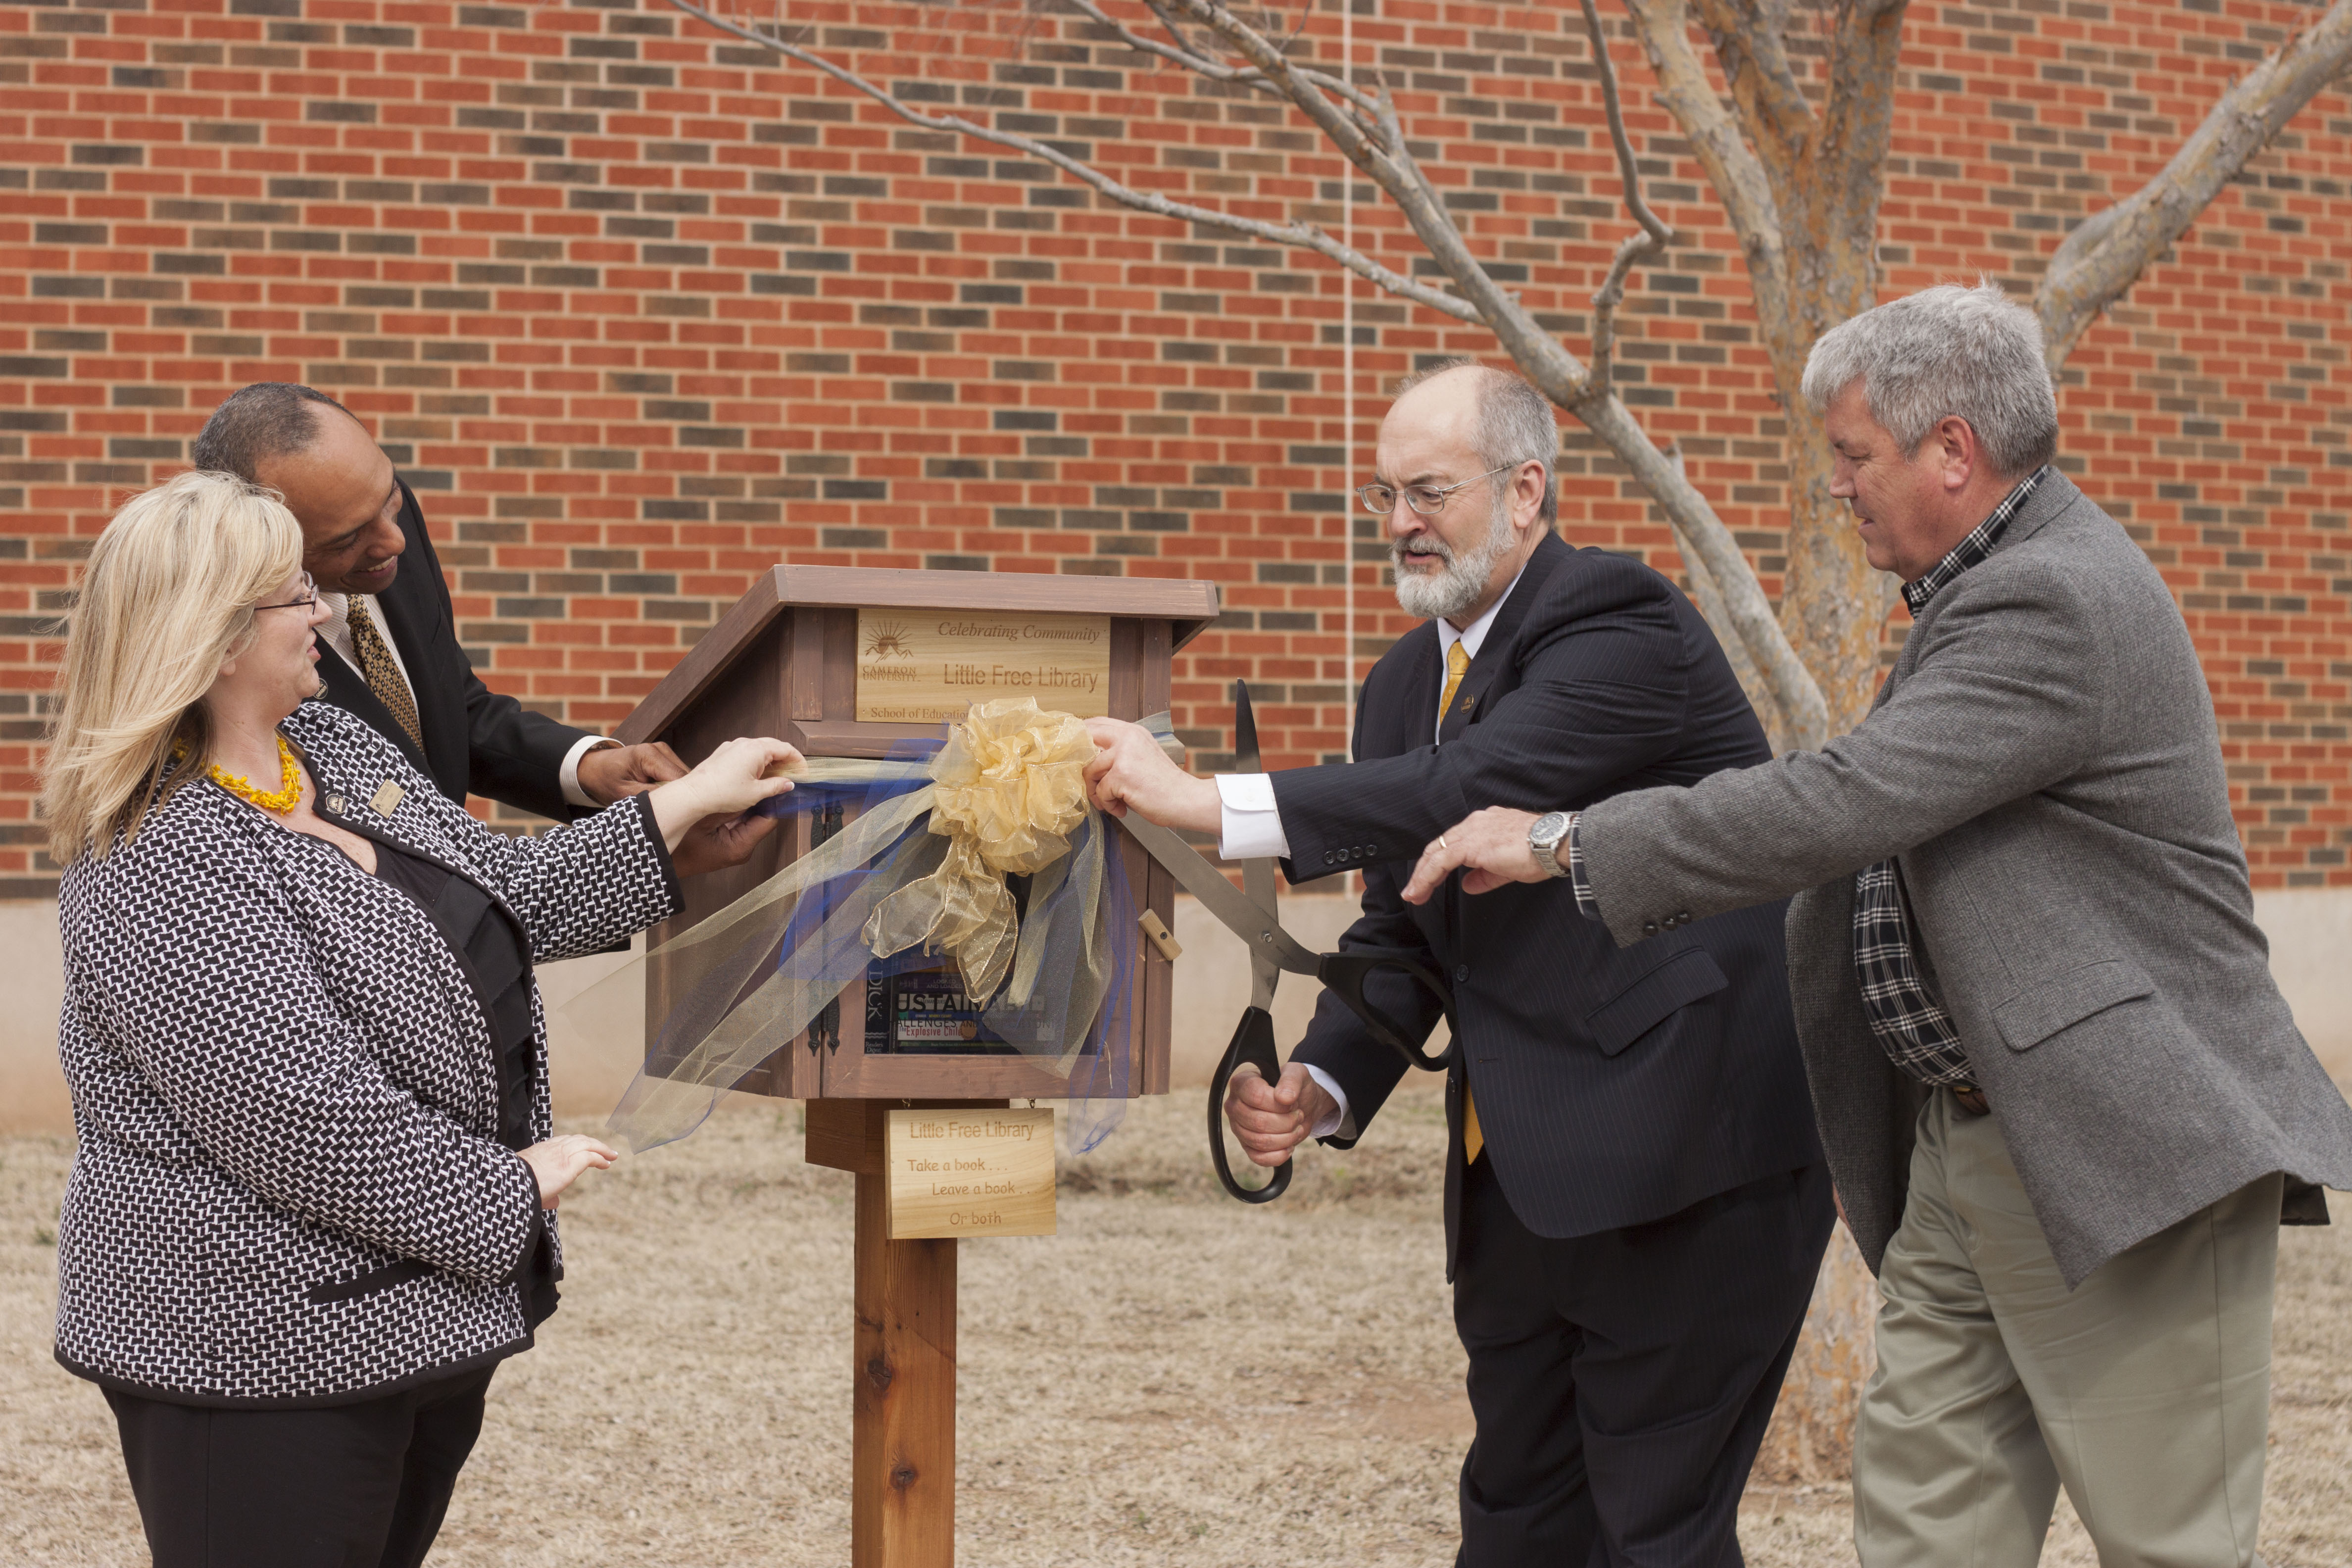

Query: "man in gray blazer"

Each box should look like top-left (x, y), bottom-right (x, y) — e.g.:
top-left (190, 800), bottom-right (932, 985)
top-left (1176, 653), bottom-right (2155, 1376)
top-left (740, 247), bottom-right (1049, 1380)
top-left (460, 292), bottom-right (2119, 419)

top-left (1404, 282), bottom-right (2352, 1566)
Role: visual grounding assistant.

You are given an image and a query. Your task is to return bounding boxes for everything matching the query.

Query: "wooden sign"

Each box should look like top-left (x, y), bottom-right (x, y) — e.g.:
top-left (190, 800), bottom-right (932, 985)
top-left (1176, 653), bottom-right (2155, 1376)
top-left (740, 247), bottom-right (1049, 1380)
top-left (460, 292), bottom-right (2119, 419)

top-left (855, 608), bottom-right (1113, 723)
top-left (885, 1107), bottom-right (1057, 1239)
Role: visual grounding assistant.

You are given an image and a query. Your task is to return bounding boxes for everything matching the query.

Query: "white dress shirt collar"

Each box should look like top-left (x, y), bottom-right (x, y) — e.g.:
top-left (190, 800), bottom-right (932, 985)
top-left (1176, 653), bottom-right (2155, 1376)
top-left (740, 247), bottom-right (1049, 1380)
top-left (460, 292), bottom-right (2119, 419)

top-left (1437, 564), bottom-right (1525, 665)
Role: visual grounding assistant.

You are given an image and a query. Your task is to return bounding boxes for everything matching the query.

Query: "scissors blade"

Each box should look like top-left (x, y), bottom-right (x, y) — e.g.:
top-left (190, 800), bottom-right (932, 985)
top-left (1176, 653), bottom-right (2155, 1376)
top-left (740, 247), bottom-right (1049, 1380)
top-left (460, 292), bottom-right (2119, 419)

top-left (1116, 812), bottom-right (1320, 979)
top-left (1233, 677), bottom-right (1263, 775)
top-left (1232, 681), bottom-right (1281, 1010)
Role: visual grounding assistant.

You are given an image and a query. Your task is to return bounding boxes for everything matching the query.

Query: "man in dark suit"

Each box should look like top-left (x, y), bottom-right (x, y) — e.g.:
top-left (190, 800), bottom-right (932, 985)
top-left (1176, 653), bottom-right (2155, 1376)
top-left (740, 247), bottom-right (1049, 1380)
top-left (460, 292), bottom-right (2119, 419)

top-left (1086, 362), bottom-right (1832, 1566)
top-left (191, 383), bottom-right (684, 819)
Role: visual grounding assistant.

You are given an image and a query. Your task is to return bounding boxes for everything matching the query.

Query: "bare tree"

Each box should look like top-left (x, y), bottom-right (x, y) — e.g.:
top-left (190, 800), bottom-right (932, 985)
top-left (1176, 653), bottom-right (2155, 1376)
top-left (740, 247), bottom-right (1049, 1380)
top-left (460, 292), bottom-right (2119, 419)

top-left (665, 0), bottom-right (2352, 748)
top-left (664, 0), bottom-right (2352, 1476)
top-left (669, 0), bottom-right (1825, 743)
top-left (1626, 0), bottom-right (2352, 732)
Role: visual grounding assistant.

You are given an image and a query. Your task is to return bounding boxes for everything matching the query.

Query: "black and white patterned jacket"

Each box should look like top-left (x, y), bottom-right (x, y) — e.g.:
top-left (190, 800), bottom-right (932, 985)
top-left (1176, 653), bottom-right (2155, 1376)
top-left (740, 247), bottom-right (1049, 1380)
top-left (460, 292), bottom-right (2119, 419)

top-left (53, 700), bottom-right (681, 1407)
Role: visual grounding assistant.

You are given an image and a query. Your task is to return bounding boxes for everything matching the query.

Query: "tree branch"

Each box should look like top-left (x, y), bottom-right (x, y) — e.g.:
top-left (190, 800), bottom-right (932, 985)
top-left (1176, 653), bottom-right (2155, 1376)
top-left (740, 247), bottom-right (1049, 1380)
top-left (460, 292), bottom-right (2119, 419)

top-left (666, 0), bottom-right (1828, 744)
top-left (1160, 0), bottom-right (1561, 352)
top-left (1583, 0), bottom-right (1674, 250)
top-left (1586, 396), bottom-right (1830, 749)
top-left (1581, 0), bottom-right (1676, 401)
top-left (1619, 0), bottom-right (1787, 311)
top-left (1807, 0), bottom-right (1909, 303)
top-left (1066, 0), bottom-right (1384, 119)
top-left (2038, 0), bottom-right (2352, 369)
top-left (663, 0), bottom-right (1482, 322)
top-left (1663, 441), bottom-right (1778, 740)
top-left (1689, 0), bottom-right (1813, 168)
top-left (1606, 0), bottom-right (1826, 735)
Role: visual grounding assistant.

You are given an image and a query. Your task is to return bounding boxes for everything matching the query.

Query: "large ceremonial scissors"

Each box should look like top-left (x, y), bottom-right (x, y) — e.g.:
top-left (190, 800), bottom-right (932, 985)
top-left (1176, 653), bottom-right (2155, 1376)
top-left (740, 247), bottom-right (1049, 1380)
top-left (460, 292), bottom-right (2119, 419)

top-left (1116, 683), bottom-right (1459, 1203)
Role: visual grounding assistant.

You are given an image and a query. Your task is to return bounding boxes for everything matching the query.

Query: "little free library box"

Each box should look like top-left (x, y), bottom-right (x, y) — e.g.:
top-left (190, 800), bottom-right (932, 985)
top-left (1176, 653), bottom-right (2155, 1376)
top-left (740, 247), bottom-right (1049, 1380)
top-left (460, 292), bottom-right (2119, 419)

top-left (613, 565), bottom-right (1218, 1105)
top-left (611, 566), bottom-right (1220, 1567)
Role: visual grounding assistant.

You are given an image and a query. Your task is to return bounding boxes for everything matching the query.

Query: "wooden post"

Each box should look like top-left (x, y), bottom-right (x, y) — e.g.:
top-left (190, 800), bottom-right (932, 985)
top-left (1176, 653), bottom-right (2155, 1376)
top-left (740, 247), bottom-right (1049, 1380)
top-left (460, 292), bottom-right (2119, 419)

top-left (809, 1098), bottom-right (1006, 1568)
top-left (853, 1170), bottom-right (956, 1568)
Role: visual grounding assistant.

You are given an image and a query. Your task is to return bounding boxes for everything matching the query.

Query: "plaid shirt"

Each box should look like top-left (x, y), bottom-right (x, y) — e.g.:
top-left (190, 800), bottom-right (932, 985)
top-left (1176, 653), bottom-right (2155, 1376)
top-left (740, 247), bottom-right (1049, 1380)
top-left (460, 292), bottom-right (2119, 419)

top-left (1565, 465), bottom-right (2051, 1089)
top-left (1851, 465), bottom-right (2046, 1084)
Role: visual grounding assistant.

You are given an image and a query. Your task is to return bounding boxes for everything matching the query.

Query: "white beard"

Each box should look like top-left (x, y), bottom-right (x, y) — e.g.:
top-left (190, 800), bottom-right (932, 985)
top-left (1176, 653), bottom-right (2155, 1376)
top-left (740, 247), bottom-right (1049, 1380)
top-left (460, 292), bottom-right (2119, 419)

top-left (1392, 494), bottom-right (1516, 622)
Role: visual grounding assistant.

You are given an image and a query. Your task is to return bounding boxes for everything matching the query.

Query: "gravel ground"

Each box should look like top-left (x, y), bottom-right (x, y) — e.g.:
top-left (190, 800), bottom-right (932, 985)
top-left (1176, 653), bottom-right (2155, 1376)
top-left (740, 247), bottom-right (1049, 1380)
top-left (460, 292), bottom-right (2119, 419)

top-left (5, 1079), bottom-right (2348, 1566)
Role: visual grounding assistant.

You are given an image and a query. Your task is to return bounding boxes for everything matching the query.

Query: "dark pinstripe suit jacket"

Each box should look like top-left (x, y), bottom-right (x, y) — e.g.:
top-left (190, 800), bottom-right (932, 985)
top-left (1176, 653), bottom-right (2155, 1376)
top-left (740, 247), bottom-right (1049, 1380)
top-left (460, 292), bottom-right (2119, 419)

top-left (1277, 532), bottom-right (1822, 1269)
top-left (314, 479), bottom-right (592, 822)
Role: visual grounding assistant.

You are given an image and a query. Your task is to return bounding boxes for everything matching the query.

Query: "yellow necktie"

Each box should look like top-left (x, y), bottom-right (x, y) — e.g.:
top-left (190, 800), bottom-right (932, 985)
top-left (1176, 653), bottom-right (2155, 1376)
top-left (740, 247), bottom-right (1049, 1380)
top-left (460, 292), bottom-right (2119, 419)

top-left (1439, 639), bottom-right (1471, 727)
top-left (1438, 638), bottom-right (1485, 1161)
top-left (349, 597), bottom-right (424, 751)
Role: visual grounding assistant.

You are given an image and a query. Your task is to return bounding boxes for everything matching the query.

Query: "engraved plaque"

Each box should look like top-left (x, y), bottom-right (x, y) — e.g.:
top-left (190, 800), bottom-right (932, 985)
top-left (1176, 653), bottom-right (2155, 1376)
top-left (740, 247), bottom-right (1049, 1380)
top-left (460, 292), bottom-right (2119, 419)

top-left (885, 1106), bottom-right (1057, 1239)
top-left (855, 608), bottom-right (1113, 723)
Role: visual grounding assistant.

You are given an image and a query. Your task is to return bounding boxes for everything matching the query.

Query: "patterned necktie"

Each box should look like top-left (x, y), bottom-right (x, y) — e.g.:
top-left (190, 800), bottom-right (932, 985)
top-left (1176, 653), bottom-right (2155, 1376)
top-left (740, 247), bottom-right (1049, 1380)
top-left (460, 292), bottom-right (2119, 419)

top-left (348, 597), bottom-right (423, 751)
top-left (1438, 637), bottom-right (1486, 1162)
top-left (1439, 638), bottom-right (1471, 726)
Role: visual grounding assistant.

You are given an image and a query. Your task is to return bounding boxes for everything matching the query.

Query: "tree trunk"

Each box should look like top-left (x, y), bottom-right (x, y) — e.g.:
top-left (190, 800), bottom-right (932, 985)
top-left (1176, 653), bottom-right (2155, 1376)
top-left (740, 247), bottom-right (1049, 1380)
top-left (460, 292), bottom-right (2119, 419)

top-left (1777, 418), bottom-right (1886, 735)
top-left (1755, 205), bottom-right (1894, 1460)
top-left (1754, 1222), bottom-right (1880, 1484)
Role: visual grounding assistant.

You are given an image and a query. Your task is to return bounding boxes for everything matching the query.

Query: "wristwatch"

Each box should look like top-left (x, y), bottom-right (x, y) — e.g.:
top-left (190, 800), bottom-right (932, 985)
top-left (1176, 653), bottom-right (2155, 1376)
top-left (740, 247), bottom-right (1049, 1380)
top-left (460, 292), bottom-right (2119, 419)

top-left (1528, 811), bottom-right (1572, 879)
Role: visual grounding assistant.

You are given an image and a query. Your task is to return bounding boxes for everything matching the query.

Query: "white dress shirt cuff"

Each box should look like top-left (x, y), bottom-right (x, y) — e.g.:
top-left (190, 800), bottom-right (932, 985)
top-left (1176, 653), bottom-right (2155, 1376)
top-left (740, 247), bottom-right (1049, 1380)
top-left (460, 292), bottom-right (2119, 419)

top-left (1215, 773), bottom-right (1291, 861)
top-left (1300, 1064), bottom-right (1352, 1140)
top-left (559, 735), bottom-right (615, 810)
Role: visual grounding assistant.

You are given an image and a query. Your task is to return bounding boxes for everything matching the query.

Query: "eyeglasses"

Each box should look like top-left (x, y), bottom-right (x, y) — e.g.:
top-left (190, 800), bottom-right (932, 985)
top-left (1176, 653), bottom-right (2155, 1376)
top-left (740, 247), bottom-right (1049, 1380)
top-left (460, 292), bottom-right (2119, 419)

top-left (1357, 463), bottom-right (1518, 517)
top-left (254, 573), bottom-right (319, 614)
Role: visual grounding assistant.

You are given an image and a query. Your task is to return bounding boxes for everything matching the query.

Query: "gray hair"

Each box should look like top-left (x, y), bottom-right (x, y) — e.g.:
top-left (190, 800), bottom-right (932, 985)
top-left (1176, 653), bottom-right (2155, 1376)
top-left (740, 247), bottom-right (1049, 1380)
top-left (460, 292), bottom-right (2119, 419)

top-left (1393, 359), bottom-right (1561, 527)
top-left (191, 383), bottom-right (356, 482)
top-left (1800, 282), bottom-right (2059, 477)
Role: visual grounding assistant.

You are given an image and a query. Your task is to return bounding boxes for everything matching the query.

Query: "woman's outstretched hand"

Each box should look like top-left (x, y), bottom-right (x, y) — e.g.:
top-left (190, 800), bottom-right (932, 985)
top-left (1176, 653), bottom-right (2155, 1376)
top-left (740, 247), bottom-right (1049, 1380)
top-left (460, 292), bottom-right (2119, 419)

top-left (647, 736), bottom-right (803, 875)
top-left (518, 1133), bottom-right (618, 1210)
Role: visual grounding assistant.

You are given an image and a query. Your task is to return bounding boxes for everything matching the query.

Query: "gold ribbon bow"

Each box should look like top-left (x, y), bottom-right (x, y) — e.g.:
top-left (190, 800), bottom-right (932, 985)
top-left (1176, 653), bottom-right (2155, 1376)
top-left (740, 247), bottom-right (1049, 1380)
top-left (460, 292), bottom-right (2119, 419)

top-left (861, 695), bottom-right (1094, 1002)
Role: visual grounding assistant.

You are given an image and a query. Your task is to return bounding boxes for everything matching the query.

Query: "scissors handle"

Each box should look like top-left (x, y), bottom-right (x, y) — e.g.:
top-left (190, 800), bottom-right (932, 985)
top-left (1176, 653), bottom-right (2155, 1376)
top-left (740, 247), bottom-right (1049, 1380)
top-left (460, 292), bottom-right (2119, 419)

top-left (1316, 946), bottom-right (1459, 1073)
top-left (1208, 1005), bottom-right (1293, 1204)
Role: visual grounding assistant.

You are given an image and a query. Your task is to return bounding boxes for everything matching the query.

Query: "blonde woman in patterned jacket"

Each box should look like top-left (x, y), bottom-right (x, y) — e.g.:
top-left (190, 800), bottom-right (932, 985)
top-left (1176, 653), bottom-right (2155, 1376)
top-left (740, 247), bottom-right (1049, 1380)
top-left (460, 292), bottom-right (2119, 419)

top-left (41, 470), bottom-right (801, 1568)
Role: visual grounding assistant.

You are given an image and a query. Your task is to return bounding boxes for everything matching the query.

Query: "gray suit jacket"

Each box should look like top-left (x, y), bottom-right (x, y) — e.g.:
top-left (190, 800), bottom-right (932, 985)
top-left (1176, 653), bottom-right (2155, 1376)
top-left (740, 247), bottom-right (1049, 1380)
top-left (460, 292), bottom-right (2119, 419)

top-left (1580, 471), bottom-right (2352, 1286)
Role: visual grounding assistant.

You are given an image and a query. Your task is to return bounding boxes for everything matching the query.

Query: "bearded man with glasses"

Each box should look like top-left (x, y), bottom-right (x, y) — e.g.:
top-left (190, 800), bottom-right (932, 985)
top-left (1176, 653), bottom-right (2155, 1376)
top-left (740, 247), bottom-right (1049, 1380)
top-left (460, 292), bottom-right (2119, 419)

top-left (1083, 359), bottom-right (1830, 1567)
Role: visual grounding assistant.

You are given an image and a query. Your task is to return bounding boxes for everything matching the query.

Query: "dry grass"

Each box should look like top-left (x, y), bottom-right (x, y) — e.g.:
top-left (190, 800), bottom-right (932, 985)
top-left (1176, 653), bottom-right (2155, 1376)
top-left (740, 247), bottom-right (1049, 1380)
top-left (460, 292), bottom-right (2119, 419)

top-left (5, 1079), bottom-right (2349, 1566)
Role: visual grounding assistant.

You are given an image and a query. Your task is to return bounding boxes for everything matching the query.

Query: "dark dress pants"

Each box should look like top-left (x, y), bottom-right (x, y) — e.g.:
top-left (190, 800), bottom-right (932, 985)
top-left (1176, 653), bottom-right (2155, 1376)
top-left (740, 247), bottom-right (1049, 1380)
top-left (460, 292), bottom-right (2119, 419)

top-left (104, 1366), bottom-right (496, 1568)
top-left (1454, 1158), bottom-right (1834, 1568)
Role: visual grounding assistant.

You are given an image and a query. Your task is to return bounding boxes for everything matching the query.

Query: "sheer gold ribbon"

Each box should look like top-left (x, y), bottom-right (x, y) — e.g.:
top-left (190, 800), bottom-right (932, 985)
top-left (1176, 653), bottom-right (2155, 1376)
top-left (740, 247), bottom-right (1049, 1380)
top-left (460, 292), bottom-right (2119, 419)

top-left (862, 696), bottom-right (1094, 1002)
top-left (580, 699), bottom-right (1174, 1152)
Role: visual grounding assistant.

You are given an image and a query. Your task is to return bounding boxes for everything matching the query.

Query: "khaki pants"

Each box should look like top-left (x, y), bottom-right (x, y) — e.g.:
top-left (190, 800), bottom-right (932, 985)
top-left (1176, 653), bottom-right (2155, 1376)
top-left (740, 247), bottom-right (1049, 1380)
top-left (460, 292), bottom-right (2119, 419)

top-left (1854, 1091), bottom-right (2280, 1568)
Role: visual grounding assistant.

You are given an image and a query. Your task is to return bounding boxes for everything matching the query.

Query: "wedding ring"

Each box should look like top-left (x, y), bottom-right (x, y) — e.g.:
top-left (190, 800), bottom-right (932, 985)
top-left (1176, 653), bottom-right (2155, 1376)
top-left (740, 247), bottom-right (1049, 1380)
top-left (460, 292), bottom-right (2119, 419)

top-left (1436, 834), bottom-right (1448, 849)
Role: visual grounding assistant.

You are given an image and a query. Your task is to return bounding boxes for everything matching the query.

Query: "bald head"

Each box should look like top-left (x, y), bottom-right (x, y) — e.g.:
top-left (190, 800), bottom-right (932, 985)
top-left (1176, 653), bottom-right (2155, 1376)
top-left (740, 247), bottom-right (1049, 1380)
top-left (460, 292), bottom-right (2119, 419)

top-left (1371, 361), bottom-right (1559, 628)
top-left (194, 384), bottom-right (406, 596)
top-left (1386, 361), bottom-right (1561, 530)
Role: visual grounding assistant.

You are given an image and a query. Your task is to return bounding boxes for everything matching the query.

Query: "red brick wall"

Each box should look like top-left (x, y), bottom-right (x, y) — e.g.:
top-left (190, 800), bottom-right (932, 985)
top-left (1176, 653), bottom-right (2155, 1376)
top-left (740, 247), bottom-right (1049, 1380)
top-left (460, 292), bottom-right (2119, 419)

top-left (2, 0), bottom-right (2346, 895)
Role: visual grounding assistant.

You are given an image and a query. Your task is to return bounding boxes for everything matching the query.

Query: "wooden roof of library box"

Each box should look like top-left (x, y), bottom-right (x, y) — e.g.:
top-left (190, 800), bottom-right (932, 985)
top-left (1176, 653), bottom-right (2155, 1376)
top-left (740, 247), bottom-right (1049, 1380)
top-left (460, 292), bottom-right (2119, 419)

top-left (614, 566), bottom-right (1219, 750)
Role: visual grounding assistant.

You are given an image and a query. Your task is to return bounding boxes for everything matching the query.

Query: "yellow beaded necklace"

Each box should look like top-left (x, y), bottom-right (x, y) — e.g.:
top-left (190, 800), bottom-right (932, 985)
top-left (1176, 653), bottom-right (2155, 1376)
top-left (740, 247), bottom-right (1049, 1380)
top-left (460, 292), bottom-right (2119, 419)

top-left (208, 734), bottom-right (304, 815)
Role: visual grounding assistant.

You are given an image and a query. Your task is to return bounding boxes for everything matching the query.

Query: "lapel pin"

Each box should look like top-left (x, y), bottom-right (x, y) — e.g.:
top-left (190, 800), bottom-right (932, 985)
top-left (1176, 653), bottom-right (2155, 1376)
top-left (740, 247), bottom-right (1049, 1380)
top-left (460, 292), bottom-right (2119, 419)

top-left (322, 793), bottom-right (346, 816)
